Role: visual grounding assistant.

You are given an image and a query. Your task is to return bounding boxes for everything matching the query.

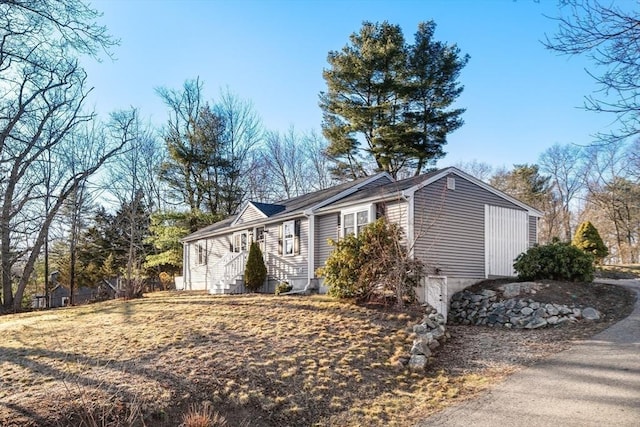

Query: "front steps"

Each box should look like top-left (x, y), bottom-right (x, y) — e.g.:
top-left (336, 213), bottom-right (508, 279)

top-left (209, 277), bottom-right (244, 295)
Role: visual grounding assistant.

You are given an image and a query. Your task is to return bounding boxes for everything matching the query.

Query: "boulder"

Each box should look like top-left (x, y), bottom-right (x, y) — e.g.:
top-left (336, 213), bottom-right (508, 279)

top-left (545, 303), bottom-right (559, 316)
top-left (413, 324), bottom-right (428, 334)
top-left (582, 307), bottom-right (601, 321)
top-left (408, 355), bottom-right (428, 371)
top-left (525, 317), bottom-right (548, 329)
top-left (411, 337), bottom-right (432, 356)
top-left (521, 307), bottom-right (534, 316)
top-left (481, 289), bottom-right (497, 298)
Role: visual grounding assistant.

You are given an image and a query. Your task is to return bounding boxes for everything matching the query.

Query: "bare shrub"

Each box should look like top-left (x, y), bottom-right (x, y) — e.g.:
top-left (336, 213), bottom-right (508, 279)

top-left (181, 402), bottom-right (228, 427)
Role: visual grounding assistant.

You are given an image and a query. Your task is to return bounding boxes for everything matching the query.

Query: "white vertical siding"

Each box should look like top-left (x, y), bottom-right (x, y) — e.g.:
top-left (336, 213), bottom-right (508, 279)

top-left (186, 239), bottom-right (209, 290)
top-left (485, 205), bottom-right (529, 277)
top-left (210, 235), bottom-right (232, 285)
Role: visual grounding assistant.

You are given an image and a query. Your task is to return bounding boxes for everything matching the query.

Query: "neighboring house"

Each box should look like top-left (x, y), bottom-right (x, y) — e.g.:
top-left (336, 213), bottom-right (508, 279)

top-left (49, 284), bottom-right (71, 308)
top-left (41, 280), bottom-right (118, 308)
top-left (179, 167), bottom-right (542, 306)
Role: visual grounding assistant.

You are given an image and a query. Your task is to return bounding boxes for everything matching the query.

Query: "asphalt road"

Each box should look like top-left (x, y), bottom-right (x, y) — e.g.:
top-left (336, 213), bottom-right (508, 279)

top-left (418, 279), bottom-right (640, 427)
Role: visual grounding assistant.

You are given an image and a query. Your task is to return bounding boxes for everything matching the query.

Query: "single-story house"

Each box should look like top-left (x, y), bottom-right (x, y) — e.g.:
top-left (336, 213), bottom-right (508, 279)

top-left (179, 167), bottom-right (541, 312)
top-left (39, 280), bottom-right (118, 308)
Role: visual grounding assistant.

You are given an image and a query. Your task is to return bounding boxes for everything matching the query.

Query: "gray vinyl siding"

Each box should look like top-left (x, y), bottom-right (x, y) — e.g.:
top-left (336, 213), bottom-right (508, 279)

top-left (186, 235), bottom-right (232, 290)
top-left (413, 174), bottom-right (525, 279)
top-left (315, 213), bottom-right (339, 270)
top-left (235, 205), bottom-right (263, 225)
top-left (210, 235), bottom-right (232, 284)
top-left (528, 215), bottom-right (537, 246)
top-left (382, 199), bottom-right (408, 230)
top-left (186, 240), bottom-right (209, 290)
top-left (264, 218), bottom-right (309, 288)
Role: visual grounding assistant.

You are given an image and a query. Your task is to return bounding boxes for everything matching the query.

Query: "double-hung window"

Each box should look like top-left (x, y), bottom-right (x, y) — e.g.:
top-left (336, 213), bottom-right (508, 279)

top-left (279, 220), bottom-right (300, 256)
top-left (232, 231), bottom-right (250, 253)
top-left (197, 241), bottom-right (207, 265)
top-left (283, 220), bottom-right (295, 256)
top-left (342, 206), bottom-right (371, 237)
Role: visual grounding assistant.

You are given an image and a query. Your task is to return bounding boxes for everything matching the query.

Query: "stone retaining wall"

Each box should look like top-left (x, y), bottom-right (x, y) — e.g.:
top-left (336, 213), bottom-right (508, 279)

top-left (408, 304), bottom-right (449, 371)
top-left (449, 288), bottom-right (601, 329)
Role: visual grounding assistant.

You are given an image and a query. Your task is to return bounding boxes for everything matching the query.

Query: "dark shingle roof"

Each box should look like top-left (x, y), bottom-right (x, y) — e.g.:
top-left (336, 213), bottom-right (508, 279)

top-left (182, 174), bottom-right (383, 241)
top-left (327, 170), bottom-right (440, 208)
top-left (267, 175), bottom-right (374, 217)
top-left (251, 201), bottom-right (286, 217)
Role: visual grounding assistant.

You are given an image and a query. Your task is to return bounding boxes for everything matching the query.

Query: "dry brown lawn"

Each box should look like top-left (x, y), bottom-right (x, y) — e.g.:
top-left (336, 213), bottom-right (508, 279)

top-left (0, 293), bottom-right (469, 426)
top-left (0, 281), bottom-right (635, 426)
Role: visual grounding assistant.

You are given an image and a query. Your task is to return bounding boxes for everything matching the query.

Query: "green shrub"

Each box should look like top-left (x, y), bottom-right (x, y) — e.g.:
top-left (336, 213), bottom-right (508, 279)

top-left (244, 242), bottom-right (267, 292)
top-left (274, 281), bottom-right (292, 295)
top-left (572, 221), bottom-right (608, 263)
top-left (316, 218), bottom-right (422, 306)
top-left (513, 241), bottom-right (595, 282)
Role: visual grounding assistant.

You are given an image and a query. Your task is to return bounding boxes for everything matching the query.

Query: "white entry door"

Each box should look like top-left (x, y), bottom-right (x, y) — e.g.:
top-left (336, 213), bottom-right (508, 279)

top-left (424, 276), bottom-right (448, 321)
top-left (485, 205), bottom-right (529, 277)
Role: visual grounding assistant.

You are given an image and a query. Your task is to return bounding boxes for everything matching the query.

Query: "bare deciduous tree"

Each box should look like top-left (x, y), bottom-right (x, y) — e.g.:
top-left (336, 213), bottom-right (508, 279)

top-left (545, 0), bottom-right (640, 142)
top-left (539, 143), bottom-right (587, 241)
top-left (0, 0), bottom-right (124, 310)
top-left (257, 127), bottom-right (335, 201)
top-left (451, 160), bottom-right (493, 182)
top-left (582, 141), bottom-right (639, 263)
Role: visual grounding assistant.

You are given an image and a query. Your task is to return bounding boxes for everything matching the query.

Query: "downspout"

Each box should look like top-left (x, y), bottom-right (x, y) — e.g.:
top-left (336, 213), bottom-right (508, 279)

top-left (304, 210), bottom-right (317, 292)
top-left (183, 242), bottom-right (188, 290)
top-left (401, 190), bottom-right (415, 258)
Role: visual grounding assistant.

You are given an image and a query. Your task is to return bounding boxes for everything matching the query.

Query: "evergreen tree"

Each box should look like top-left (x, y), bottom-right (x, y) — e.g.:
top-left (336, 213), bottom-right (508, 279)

top-left (157, 80), bottom-right (245, 216)
top-left (320, 21), bottom-right (468, 179)
top-left (572, 221), bottom-right (608, 263)
top-left (144, 211), bottom-right (206, 276)
top-left (244, 242), bottom-right (267, 292)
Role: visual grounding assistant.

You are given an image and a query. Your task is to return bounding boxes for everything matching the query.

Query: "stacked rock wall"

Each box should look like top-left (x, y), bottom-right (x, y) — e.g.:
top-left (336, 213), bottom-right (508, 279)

top-left (408, 304), bottom-right (450, 371)
top-left (449, 289), bottom-right (601, 329)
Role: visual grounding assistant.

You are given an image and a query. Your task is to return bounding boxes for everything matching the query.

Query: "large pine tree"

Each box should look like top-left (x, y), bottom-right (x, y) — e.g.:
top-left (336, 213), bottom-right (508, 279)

top-left (319, 21), bottom-right (469, 179)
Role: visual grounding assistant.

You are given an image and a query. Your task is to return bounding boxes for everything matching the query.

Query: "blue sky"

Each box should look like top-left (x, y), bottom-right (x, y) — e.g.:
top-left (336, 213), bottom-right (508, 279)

top-left (84, 0), bottom-right (614, 169)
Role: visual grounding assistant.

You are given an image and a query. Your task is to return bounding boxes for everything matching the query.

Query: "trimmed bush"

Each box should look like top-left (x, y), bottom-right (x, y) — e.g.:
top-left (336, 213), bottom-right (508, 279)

top-left (244, 242), bottom-right (267, 292)
top-left (572, 221), bottom-right (608, 263)
top-left (274, 281), bottom-right (292, 295)
top-left (513, 241), bottom-right (595, 282)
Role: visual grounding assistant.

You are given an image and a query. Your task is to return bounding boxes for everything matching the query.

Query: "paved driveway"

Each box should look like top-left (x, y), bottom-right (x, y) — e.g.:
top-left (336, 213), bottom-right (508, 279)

top-left (419, 279), bottom-right (640, 427)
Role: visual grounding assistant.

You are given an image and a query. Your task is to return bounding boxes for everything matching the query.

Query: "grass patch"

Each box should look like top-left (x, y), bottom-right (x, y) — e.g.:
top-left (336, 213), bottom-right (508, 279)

top-left (0, 292), bottom-right (499, 426)
top-left (598, 264), bottom-right (640, 279)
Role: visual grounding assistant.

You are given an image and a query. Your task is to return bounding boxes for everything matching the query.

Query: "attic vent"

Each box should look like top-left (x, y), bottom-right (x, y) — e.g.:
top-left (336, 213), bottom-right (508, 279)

top-left (447, 177), bottom-right (456, 190)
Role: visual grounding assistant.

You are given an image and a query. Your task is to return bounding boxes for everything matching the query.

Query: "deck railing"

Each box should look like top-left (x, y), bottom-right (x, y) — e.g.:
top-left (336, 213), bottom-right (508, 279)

top-left (222, 251), bottom-right (247, 284)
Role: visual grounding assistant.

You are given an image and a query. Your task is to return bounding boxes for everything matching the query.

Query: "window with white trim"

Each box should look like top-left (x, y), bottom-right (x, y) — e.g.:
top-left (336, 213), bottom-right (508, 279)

top-left (232, 231), bottom-right (250, 253)
top-left (197, 241), bottom-right (207, 265)
top-left (283, 220), bottom-right (295, 256)
top-left (342, 206), bottom-right (371, 237)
